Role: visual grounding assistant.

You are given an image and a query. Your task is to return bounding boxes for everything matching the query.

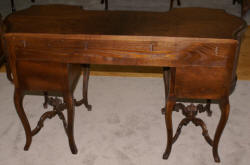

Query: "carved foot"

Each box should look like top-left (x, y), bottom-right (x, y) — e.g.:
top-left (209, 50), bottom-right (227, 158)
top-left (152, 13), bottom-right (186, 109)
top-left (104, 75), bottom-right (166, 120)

top-left (213, 97), bottom-right (230, 163)
top-left (214, 156), bottom-right (220, 163)
top-left (14, 88), bottom-right (32, 151)
top-left (161, 107), bottom-right (166, 114)
top-left (85, 104), bottom-right (92, 111)
top-left (162, 151), bottom-right (171, 159)
top-left (70, 145), bottom-right (78, 154)
top-left (82, 64), bottom-right (92, 111)
top-left (74, 98), bottom-right (92, 111)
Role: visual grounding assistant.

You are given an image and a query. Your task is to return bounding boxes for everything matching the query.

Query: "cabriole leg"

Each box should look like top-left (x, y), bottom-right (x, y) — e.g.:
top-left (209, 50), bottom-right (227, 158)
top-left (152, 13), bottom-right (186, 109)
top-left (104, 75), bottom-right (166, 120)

top-left (14, 88), bottom-right (32, 150)
top-left (161, 67), bottom-right (170, 114)
top-left (213, 97), bottom-right (230, 162)
top-left (163, 98), bottom-right (176, 159)
top-left (64, 93), bottom-right (78, 154)
top-left (82, 64), bottom-right (92, 111)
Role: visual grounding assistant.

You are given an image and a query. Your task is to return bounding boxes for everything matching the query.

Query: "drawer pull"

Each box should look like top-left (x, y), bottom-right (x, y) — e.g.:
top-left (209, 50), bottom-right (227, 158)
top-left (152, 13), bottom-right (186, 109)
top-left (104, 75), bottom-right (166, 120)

top-left (150, 44), bottom-right (154, 51)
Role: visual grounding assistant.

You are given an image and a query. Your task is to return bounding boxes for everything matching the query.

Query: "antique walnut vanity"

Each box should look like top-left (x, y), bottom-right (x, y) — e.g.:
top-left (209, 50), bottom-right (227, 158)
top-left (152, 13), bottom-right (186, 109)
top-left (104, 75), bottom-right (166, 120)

top-left (2, 5), bottom-right (246, 162)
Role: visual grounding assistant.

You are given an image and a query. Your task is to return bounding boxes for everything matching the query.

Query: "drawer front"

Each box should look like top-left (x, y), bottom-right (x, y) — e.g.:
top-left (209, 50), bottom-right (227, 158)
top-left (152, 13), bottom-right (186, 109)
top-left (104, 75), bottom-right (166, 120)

top-left (174, 66), bottom-right (231, 99)
top-left (16, 61), bottom-right (68, 91)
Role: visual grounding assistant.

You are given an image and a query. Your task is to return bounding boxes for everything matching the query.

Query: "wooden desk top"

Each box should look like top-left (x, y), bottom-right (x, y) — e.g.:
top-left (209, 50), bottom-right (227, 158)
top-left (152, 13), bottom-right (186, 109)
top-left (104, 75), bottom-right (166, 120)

top-left (3, 5), bottom-right (245, 69)
top-left (4, 5), bottom-right (246, 39)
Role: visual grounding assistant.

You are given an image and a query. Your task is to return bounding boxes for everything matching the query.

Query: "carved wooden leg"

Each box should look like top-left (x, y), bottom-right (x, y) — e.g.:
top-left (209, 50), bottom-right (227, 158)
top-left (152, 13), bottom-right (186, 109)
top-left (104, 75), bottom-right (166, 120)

top-left (163, 68), bottom-right (176, 159)
top-left (63, 93), bottom-right (78, 154)
top-left (163, 98), bottom-right (176, 159)
top-left (213, 97), bottom-right (230, 162)
top-left (82, 64), bottom-right (92, 111)
top-left (14, 88), bottom-right (32, 150)
top-left (161, 67), bottom-right (170, 114)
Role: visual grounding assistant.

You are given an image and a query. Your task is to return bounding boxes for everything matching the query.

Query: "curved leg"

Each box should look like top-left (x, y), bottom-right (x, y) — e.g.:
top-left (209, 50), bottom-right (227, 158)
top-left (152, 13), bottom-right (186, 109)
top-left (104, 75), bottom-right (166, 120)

top-left (14, 88), bottom-right (32, 150)
top-left (63, 93), bottom-right (78, 154)
top-left (161, 67), bottom-right (170, 114)
top-left (82, 64), bottom-right (92, 111)
top-left (213, 97), bottom-right (230, 162)
top-left (163, 98), bottom-right (176, 159)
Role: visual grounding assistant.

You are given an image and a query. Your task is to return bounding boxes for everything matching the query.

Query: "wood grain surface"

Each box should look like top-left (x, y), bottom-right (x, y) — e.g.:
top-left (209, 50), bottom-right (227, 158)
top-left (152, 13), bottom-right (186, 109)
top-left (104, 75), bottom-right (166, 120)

top-left (2, 28), bottom-right (250, 79)
top-left (1, 6), bottom-right (248, 79)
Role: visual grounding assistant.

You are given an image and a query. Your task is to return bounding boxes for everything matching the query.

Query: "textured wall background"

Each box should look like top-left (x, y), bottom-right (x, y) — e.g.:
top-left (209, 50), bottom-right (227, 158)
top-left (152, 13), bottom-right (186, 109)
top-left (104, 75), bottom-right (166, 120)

top-left (0, 0), bottom-right (243, 18)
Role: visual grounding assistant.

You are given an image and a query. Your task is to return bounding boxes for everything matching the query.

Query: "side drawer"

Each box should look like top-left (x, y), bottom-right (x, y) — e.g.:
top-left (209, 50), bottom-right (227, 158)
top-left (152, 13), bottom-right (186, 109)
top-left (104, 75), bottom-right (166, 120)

top-left (16, 61), bottom-right (68, 92)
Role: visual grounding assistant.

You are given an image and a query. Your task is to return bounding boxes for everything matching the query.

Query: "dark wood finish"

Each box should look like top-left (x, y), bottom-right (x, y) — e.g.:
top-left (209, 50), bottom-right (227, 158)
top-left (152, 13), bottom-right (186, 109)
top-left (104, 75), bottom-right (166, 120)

top-left (11, 60), bottom-right (91, 154)
top-left (4, 7), bottom-right (246, 89)
top-left (82, 64), bottom-right (92, 111)
top-left (4, 33), bottom-right (238, 67)
top-left (4, 32), bottom-right (238, 162)
top-left (162, 43), bottom-right (236, 162)
top-left (213, 97), bottom-right (230, 162)
top-left (14, 88), bottom-right (32, 150)
top-left (171, 102), bottom-right (213, 146)
top-left (2, 5), bottom-right (246, 162)
top-left (163, 67), bottom-right (176, 160)
top-left (5, 7), bottom-right (245, 38)
top-left (10, 58), bottom-right (91, 154)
